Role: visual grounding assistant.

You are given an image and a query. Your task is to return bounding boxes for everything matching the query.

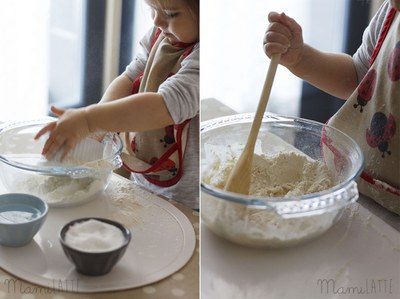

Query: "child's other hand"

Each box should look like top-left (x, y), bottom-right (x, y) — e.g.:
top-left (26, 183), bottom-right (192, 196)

top-left (34, 105), bottom-right (91, 161)
top-left (263, 12), bottom-right (304, 69)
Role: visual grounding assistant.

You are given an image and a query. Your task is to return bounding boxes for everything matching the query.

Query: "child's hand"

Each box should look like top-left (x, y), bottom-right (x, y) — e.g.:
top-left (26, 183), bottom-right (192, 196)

top-left (263, 12), bottom-right (304, 70)
top-left (34, 105), bottom-right (91, 161)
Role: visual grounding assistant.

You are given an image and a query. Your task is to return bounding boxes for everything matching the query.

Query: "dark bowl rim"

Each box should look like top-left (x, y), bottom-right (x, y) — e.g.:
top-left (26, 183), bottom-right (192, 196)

top-left (200, 113), bottom-right (365, 210)
top-left (59, 217), bottom-right (131, 254)
top-left (0, 193), bottom-right (49, 226)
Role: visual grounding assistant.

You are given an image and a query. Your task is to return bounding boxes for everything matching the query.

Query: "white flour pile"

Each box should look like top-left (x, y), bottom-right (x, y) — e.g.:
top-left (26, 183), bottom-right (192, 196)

top-left (204, 151), bottom-right (334, 197)
top-left (2, 134), bottom-right (115, 206)
top-left (11, 155), bottom-right (114, 206)
top-left (202, 150), bottom-right (339, 247)
top-left (65, 219), bottom-right (125, 252)
top-left (17, 174), bottom-right (108, 206)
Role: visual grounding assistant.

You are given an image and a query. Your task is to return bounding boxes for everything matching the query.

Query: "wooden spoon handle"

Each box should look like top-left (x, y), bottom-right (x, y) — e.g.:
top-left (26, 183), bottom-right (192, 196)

top-left (245, 53), bottom-right (281, 152)
top-left (224, 54), bottom-right (280, 194)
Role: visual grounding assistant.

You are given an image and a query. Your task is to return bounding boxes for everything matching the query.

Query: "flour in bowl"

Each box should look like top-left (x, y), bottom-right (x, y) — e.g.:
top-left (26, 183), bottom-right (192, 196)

top-left (202, 150), bottom-right (338, 247)
top-left (204, 151), bottom-right (334, 197)
top-left (17, 174), bottom-right (108, 206)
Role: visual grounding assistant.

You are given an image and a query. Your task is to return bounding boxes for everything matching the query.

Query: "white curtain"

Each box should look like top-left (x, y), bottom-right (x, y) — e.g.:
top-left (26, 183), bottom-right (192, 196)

top-left (0, 0), bottom-right (50, 122)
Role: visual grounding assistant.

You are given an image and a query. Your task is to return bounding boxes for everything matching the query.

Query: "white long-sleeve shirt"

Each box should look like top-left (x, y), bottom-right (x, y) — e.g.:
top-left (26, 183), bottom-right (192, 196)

top-left (125, 27), bottom-right (199, 210)
top-left (353, 0), bottom-right (392, 81)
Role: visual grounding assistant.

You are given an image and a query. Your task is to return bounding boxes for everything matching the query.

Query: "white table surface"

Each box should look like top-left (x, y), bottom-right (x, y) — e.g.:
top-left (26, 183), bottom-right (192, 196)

top-left (200, 98), bottom-right (400, 299)
top-left (201, 202), bottom-right (400, 299)
top-left (0, 175), bottom-right (199, 299)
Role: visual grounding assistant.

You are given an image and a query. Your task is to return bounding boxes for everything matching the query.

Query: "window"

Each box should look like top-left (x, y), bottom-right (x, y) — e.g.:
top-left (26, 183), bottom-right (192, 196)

top-left (48, 0), bottom-right (89, 108)
top-left (0, 0), bottom-right (50, 122)
top-left (200, 0), bottom-right (347, 117)
top-left (0, 0), bottom-right (116, 123)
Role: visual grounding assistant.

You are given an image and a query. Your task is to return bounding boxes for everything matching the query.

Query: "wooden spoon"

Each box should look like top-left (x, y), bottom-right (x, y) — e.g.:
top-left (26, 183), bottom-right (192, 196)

top-left (224, 54), bottom-right (281, 195)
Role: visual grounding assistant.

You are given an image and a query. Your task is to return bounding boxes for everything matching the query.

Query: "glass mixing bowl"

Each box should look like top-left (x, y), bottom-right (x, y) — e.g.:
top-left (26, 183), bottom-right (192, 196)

top-left (0, 118), bottom-right (123, 207)
top-left (201, 113), bottom-right (364, 248)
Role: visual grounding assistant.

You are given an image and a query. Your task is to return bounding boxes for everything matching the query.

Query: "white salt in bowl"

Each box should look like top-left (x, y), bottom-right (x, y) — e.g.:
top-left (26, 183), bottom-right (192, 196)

top-left (59, 217), bottom-right (131, 276)
top-left (201, 113), bottom-right (364, 248)
top-left (0, 118), bottom-right (123, 207)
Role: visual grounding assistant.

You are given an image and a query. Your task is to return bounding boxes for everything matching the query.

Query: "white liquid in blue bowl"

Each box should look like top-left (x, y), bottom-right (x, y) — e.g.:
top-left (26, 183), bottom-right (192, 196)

top-left (0, 204), bottom-right (41, 224)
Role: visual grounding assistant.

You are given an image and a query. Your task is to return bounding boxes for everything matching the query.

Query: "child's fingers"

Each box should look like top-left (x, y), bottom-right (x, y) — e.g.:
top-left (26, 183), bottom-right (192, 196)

top-left (41, 132), bottom-right (57, 156)
top-left (265, 22), bottom-right (292, 41)
top-left (264, 15), bottom-right (292, 57)
top-left (50, 105), bottom-right (65, 117)
top-left (280, 13), bottom-right (302, 35)
top-left (263, 31), bottom-right (291, 55)
top-left (43, 134), bottom-right (66, 159)
top-left (59, 140), bottom-right (77, 161)
top-left (280, 12), bottom-right (292, 26)
top-left (267, 11), bottom-right (282, 23)
top-left (264, 42), bottom-right (290, 58)
top-left (34, 122), bottom-right (56, 140)
top-left (268, 11), bottom-right (294, 29)
top-left (268, 12), bottom-right (301, 35)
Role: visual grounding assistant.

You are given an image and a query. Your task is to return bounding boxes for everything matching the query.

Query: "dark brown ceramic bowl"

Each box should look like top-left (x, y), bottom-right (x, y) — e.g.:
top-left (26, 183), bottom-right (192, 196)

top-left (59, 217), bottom-right (131, 276)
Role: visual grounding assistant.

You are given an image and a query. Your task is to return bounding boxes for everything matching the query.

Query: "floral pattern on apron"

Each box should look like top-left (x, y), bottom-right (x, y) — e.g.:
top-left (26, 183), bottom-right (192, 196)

top-left (122, 29), bottom-right (195, 187)
top-left (323, 8), bottom-right (400, 215)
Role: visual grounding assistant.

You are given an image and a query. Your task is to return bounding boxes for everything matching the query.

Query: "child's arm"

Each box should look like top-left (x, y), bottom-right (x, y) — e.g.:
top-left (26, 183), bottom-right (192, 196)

top-left (87, 92), bottom-right (173, 132)
top-left (35, 92), bottom-right (173, 160)
top-left (99, 73), bottom-right (133, 103)
top-left (264, 12), bottom-right (358, 100)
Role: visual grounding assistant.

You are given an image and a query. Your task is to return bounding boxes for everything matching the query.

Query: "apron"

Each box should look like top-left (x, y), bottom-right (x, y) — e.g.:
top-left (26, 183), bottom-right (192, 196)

top-left (325, 8), bottom-right (400, 214)
top-left (121, 29), bottom-right (195, 187)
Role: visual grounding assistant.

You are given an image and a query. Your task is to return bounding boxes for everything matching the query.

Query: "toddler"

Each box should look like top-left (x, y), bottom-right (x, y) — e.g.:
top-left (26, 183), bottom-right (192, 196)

top-left (263, 0), bottom-right (399, 214)
top-left (36, 0), bottom-right (200, 209)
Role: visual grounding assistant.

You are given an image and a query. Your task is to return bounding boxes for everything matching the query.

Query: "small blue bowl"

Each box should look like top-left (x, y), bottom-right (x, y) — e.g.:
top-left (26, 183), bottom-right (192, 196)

top-left (0, 193), bottom-right (48, 247)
